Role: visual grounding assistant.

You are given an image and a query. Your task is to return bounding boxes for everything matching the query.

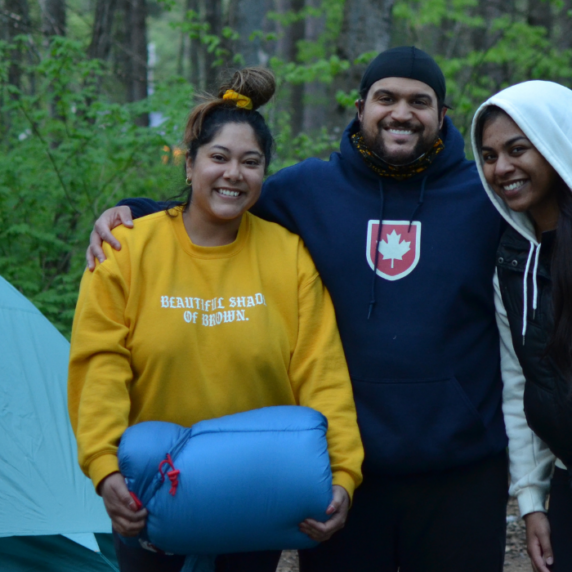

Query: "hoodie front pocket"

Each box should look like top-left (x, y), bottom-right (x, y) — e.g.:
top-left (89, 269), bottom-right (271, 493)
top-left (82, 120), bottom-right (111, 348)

top-left (351, 376), bottom-right (490, 475)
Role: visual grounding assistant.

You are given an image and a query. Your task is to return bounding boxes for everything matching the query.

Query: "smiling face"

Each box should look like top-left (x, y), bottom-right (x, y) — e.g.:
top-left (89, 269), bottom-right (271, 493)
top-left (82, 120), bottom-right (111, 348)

top-left (481, 112), bottom-right (560, 232)
top-left (356, 77), bottom-right (446, 166)
top-left (185, 122), bottom-right (265, 241)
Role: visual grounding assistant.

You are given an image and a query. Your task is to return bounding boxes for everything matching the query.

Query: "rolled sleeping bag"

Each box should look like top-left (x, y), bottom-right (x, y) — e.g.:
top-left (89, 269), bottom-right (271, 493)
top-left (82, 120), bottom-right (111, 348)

top-left (117, 405), bottom-right (333, 555)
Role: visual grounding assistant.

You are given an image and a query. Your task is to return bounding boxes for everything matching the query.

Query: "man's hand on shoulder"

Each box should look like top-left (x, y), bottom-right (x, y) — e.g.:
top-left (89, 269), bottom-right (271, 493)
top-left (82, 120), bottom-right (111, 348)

top-left (87, 206), bottom-right (134, 271)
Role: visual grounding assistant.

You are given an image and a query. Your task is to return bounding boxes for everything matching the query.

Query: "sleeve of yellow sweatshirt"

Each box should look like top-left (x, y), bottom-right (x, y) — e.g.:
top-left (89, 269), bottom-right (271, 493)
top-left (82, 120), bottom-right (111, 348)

top-left (68, 247), bottom-right (132, 491)
top-left (289, 242), bottom-right (364, 501)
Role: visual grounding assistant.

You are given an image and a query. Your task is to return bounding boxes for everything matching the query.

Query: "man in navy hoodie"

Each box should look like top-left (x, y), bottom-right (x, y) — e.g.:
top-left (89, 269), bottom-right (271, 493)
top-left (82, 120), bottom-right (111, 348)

top-left (88, 48), bottom-right (508, 572)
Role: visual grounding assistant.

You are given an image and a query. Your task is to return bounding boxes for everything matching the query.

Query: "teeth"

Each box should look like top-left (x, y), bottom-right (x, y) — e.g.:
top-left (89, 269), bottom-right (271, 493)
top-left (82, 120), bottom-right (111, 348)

top-left (389, 129), bottom-right (413, 135)
top-left (218, 189), bottom-right (240, 197)
top-left (503, 181), bottom-right (525, 191)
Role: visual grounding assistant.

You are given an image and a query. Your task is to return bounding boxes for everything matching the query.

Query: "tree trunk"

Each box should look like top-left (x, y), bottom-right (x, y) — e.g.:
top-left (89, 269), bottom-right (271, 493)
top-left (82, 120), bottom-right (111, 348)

top-left (337, 0), bottom-right (394, 87)
top-left (228, 0), bottom-right (268, 66)
top-left (176, 0), bottom-right (187, 76)
top-left (333, 0), bottom-right (395, 125)
top-left (289, 0), bottom-right (305, 137)
top-left (117, 0), bottom-right (149, 125)
top-left (470, 0), bottom-right (516, 93)
top-left (556, 0), bottom-right (572, 50)
top-left (129, 0), bottom-right (148, 110)
top-left (40, 0), bottom-right (66, 38)
top-left (204, 0), bottom-right (222, 90)
top-left (527, 0), bottom-right (553, 35)
top-left (302, 0), bottom-right (327, 133)
top-left (88, 0), bottom-right (117, 61)
top-left (188, 0), bottom-right (202, 88)
top-left (3, 0), bottom-right (31, 93)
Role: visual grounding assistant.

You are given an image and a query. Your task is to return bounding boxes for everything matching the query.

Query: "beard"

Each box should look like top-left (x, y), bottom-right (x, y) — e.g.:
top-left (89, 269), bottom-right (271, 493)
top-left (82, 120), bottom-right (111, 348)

top-left (361, 119), bottom-right (440, 167)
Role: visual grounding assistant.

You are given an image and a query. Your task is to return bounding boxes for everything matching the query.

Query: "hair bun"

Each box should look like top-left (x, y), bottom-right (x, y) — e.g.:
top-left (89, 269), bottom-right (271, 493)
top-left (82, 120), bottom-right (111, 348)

top-left (218, 68), bottom-right (276, 110)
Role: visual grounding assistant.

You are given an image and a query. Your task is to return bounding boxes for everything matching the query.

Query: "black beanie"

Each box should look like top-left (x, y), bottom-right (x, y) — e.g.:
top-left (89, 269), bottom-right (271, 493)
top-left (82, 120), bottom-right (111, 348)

top-left (359, 46), bottom-right (446, 103)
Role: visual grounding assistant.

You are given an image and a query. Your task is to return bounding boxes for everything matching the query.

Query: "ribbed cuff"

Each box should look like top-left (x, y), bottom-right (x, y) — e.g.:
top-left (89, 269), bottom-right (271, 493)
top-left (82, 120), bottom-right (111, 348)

top-left (89, 454), bottom-right (120, 493)
top-left (332, 470), bottom-right (357, 503)
top-left (517, 486), bottom-right (548, 517)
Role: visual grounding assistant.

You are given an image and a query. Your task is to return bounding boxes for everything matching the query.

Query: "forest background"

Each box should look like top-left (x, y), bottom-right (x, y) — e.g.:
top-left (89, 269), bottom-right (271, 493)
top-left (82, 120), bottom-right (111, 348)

top-left (1, 0), bottom-right (571, 337)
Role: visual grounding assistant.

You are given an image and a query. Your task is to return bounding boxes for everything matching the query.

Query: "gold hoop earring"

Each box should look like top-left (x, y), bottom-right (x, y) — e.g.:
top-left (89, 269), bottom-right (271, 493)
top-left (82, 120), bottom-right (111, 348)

top-left (185, 177), bottom-right (192, 186)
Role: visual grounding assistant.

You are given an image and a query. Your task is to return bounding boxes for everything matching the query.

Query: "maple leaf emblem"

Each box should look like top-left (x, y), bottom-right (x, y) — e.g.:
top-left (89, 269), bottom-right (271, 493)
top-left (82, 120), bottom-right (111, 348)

top-left (378, 230), bottom-right (411, 268)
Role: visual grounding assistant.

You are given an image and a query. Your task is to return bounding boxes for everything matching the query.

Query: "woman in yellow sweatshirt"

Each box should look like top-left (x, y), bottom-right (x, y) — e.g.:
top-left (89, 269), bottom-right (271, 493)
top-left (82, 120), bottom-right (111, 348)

top-left (68, 68), bottom-right (363, 572)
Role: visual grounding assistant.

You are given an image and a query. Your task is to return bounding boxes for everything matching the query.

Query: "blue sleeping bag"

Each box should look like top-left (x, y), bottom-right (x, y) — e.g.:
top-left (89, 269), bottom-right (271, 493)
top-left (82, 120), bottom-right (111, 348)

top-left (117, 406), bottom-right (332, 555)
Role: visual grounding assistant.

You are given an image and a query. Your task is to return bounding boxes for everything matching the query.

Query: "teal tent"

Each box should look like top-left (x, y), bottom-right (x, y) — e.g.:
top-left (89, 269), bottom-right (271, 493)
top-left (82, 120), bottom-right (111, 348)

top-left (0, 276), bottom-right (118, 571)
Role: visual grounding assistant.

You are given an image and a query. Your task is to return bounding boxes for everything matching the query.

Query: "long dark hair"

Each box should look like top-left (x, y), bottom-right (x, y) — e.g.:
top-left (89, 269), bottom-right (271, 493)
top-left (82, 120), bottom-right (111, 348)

top-left (548, 181), bottom-right (572, 382)
top-left (477, 105), bottom-right (572, 382)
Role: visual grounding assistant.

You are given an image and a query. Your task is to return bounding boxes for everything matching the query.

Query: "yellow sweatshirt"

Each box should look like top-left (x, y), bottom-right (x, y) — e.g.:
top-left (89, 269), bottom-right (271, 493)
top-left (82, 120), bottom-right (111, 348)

top-left (69, 210), bottom-right (363, 498)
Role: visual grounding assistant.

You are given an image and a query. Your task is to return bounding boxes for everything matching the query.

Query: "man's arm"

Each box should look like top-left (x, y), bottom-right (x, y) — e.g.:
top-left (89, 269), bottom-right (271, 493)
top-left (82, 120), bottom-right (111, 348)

top-left (86, 198), bottom-right (166, 270)
top-left (116, 198), bottom-right (168, 219)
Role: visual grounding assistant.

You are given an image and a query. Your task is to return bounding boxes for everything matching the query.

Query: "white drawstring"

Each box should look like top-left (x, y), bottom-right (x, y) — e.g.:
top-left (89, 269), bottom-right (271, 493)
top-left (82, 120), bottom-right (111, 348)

top-left (522, 240), bottom-right (541, 344)
top-left (531, 241), bottom-right (541, 318)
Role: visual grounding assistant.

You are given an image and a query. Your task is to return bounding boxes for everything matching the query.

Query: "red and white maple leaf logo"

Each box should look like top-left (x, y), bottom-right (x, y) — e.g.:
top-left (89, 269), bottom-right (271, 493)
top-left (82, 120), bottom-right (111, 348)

top-left (378, 229), bottom-right (411, 268)
top-left (366, 220), bottom-right (421, 281)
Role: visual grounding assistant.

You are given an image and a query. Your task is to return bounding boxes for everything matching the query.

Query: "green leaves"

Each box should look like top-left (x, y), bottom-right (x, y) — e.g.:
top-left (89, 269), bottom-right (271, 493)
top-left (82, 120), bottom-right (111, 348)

top-left (3, 0), bottom-right (572, 336)
top-left (393, 0), bottom-right (572, 144)
top-left (0, 37), bottom-right (189, 336)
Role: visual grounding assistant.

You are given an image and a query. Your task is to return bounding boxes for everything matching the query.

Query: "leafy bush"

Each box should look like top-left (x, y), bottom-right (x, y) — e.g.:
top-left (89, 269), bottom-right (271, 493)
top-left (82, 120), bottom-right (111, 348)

top-left (0, 38), bottom-right (190, 335)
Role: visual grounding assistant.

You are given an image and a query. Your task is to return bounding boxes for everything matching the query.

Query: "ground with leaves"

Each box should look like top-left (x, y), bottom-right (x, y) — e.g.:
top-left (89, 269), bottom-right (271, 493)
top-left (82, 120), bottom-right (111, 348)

top-left (275, 496), bottom-right (532, 572)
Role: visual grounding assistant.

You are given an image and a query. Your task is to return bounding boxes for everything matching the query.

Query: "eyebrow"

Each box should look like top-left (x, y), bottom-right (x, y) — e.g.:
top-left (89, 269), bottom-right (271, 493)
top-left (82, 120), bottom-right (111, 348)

top-left (211, 144), bottom-right (263, 157)
top-left (481, 135), bottom-right (529, 152)
top-left (372, 89), bottom-right (433, 101)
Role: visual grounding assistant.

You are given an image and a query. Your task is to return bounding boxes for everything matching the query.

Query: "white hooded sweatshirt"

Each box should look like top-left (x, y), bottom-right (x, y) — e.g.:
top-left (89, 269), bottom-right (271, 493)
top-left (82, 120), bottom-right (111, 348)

top-left (471, 80), bottom-right (572, 516)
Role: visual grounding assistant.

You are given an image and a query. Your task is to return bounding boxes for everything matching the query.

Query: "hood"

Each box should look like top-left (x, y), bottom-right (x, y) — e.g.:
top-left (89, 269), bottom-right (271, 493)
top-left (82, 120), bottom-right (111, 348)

top-left (471, 80), bottom-right (572, 244)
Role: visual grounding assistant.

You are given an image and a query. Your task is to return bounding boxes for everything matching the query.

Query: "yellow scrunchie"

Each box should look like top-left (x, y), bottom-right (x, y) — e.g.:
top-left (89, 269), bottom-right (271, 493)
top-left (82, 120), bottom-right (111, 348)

top-left (222, 89), bottom-right (253, 110)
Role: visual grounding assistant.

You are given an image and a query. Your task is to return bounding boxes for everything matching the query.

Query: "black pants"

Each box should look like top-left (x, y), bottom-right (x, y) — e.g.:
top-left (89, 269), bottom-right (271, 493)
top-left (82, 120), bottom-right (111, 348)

top-left (548, 467), bottom-right (572, 572)
top-left (112, 532), bottom-right (281, 572)
top-left (299, 451), bottom-right (508, 572)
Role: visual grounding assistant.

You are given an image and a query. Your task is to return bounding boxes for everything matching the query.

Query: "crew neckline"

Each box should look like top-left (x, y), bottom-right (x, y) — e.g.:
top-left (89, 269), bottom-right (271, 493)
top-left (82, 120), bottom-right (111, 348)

top-left (170, 209), bottom-right (251, 259)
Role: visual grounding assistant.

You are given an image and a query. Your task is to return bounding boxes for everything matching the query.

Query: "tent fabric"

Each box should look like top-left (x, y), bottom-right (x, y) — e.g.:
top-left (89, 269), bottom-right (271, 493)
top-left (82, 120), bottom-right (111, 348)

top-left (0, 533), bottom-right (118, 572)
top-left (0, 275), bottom-right (115, 569)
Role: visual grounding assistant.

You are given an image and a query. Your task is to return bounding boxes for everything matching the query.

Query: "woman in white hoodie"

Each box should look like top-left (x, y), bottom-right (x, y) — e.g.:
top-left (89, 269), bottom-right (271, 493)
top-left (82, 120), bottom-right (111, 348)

top-left (472, 81), bottom-right (572, 572)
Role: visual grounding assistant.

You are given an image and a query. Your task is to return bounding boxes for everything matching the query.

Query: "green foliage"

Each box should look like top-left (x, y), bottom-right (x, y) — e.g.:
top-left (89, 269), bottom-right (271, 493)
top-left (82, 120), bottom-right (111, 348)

top-left (5, 0), bottom-right (572, 336)
top-left (0, 38), bottom-right (191, 336)
top-left (271, 115), bottom-right (339, 173)
top-left (171, 11), bottom-right (242, 68)
top-left (270, 55), bottom-right (350, 85)
top-left (393, 0), bottom-right (572, 147)
top-left (335, 88), bottom-right (360, 108)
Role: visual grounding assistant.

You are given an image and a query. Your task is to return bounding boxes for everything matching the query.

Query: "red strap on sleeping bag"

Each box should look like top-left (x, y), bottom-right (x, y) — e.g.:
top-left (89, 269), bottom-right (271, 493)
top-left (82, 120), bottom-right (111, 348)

top-left (158, 453), bottom-right (180, 496)
top-left (130, 492), bottom-right (143, 510)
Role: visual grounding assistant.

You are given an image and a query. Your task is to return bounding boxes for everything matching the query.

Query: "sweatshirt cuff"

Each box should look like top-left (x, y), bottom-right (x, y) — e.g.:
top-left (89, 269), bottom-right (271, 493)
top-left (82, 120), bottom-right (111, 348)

top-left (89, 454), bottom-right (120, 492)
top-left (516, 486), bottom-right (548, 517)
top-left (332, 470), bottom-right (357, 503)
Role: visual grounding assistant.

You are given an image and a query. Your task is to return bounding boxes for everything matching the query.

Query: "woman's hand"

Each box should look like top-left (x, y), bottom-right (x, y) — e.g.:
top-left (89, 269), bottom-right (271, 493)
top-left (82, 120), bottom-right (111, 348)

top-left (99, 472), bottom-right (147, 537)
top-left (86, 206), bottom-right (134, 271)
top-left (298, 485), bottom-right (349, 543)
top-left (524, 511), bottom-right (553, 572)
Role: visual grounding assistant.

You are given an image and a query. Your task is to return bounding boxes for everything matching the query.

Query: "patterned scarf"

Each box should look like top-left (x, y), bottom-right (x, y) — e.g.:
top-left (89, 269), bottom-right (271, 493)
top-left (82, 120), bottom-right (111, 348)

top-left (351, 132), bottom-right (444, 181)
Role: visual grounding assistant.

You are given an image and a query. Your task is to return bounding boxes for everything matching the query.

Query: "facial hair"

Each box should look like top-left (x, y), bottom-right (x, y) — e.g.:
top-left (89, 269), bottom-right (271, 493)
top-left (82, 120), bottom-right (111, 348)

top-left (362, 120), bottom-right (440, 167)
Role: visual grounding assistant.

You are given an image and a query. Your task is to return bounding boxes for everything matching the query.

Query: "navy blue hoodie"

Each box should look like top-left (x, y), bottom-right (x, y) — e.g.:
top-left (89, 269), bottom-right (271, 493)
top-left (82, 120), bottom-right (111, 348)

top-left (121, 116), bottom-right (507, 476)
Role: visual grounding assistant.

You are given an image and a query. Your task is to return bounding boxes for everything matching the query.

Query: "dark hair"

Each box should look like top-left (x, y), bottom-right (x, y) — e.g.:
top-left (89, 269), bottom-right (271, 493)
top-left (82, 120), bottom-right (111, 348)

top-left (474, 105), bottom-right (507, 153)
top-left (548, 180), bottom-right (572, 383)
top-left (164, 68), bottom-right (276, 212)
top-left (477, 105), bottom-right (572, 382)
top-left (185, 67), bottom-right (275, 170)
